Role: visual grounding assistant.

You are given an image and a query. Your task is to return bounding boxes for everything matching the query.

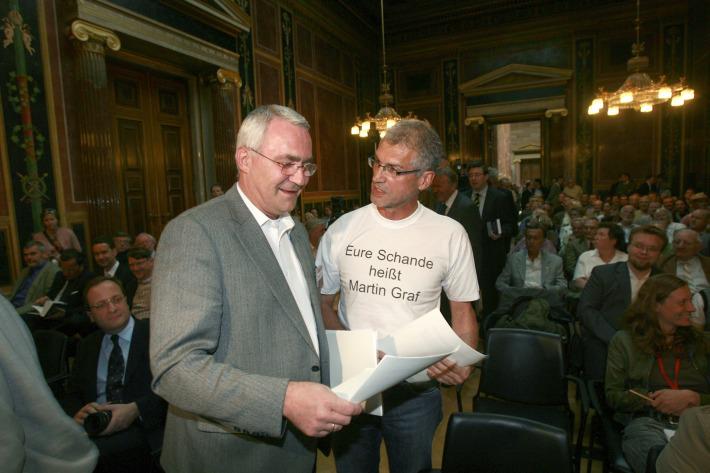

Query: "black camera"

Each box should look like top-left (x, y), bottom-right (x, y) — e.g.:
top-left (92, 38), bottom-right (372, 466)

top-left (84, 410), bottom-right (112, 436)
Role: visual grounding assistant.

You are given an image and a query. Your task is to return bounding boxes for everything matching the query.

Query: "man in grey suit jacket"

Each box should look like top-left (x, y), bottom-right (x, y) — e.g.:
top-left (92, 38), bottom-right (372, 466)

top-left (7, 240), bottom-right (59, 316)
top-left (578, 225), bottom-right (666, 379)
top-left (150, 105), bottom-right (361, 473)
top-left (495, 221), bottom-right (567, 312)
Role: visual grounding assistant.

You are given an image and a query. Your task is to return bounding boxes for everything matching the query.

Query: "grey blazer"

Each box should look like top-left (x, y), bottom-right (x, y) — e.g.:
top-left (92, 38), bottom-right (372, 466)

top-left (495, 250), bottom-right (567, 310)
top-left (150, 186), bottom-right (328, 473)
top-left (8, 262), bottom-right (59, 315)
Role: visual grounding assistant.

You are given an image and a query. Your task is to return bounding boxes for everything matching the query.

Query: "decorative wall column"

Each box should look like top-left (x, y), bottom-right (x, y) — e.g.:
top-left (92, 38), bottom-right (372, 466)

top-left (574, 38), bottom-right (594, 192)
top-left (544, 108), bottom-right (569, 183)
top-left (463, 116), bottom-right (485, 162)
top-left (70, 20), bottom-right (120, 238)
top-left (661, 24), bottom-right (686, 194)
top-left (443, 59), bottom-right (460, 159)
top-left (208, 68), bottom-right (242, 189)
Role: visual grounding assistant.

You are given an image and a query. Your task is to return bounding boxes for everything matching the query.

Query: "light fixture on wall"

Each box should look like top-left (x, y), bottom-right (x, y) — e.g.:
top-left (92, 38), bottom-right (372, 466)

top-left (350, 0), bottom-right (415, 139)
top-left (587, 0), bottom-right (694, 116)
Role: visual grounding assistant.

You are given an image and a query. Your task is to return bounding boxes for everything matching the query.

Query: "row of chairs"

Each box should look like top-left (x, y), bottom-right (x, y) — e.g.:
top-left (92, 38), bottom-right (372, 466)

top-left (439, 328), bottom-right (642, 473)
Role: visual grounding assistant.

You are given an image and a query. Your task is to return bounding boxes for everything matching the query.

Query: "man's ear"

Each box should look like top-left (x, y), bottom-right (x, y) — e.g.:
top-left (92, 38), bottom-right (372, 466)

top-left (418, 170), bottom-right (435, 192)
top-left (235, 147), bottom-right (250, 174)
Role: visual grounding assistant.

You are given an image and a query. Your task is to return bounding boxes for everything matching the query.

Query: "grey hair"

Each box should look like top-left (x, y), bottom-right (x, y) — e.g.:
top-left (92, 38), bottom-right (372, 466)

top-left (24, 240), bottom-right (45, 251)
top-left (236, 104), bottom-right (310, 151)
top-left (381, 119), bottom-right (443, 172)
top-left (435, 166), bottom-right (458, 186)
top-left (673, 228), bottom-right (701, 243)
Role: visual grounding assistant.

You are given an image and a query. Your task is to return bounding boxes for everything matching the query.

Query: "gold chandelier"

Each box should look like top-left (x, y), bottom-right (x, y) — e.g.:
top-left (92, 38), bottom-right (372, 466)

top-left (350, 0), bottom-right (415, 139)
top-left (587, 0), bottom-right (694, 116)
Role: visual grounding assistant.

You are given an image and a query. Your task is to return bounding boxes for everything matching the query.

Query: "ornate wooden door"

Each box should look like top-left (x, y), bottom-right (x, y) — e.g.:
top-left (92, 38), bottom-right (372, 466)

top-left (108, 64), bottom-right (194, 238)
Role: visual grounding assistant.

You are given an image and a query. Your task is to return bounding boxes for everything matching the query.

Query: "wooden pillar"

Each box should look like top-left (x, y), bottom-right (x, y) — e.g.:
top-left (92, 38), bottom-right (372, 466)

top-left (208, 68), bottom-right (242, 190)
top-left (70, 20), bottom-right (121, 239)
top-left (463, 116), bottom-right (485, 163)
top-left (544, 108), bottom-right (569, 183)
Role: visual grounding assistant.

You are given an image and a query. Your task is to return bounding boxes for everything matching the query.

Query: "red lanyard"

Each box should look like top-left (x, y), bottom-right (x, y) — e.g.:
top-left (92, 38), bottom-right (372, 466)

top-left (655, 355), bottom-right (681, 390)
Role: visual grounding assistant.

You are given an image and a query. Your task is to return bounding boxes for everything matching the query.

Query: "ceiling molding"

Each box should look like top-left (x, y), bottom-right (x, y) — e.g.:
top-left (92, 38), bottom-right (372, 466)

top-left (459, 64), bottom-right (573, 96)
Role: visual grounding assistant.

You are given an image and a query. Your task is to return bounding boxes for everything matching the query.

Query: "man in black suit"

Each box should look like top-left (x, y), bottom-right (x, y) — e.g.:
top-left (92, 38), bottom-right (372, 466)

top-left (64, 276), bottom-right (166, 473)
top-left (91, 236), bottom-right (135, 290)
top-left (432, 167), bottom-right (484, 323)
top-left (26, 249), bottom-right (95, 336)
top-left (578, 225), bottom-right (666, 379)
top-left (464, 161), bottom-right (517, 316)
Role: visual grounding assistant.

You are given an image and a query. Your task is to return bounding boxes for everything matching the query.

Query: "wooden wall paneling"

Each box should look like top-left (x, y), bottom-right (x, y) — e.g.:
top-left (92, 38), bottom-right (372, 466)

top-left (343, 96), bottom-right (359, 191)
top-left (253, 0), bottom-right (280, 55)
top-left (316, 86), bottom-right (346, 192)
top-left (463, 121), bottom-right (485, 163)
top-left (295, 21), bottom-right (313, 69)
top-left (256, 57), bottom-right (283, 106)
top-left (544, 114), bottom-right (569, 184)
top-left (660, 23), bottom-right (686, 194)
top-left (594, 112), bottom-right (656, 192)
top-left (297, 78), bottom-right (317, 192)
top-left (400, 103), bottom-right (444, 145)
top-left (314, 35), bottom-right (341, 83)
top-left (396, 64), bottom-right (440, 102)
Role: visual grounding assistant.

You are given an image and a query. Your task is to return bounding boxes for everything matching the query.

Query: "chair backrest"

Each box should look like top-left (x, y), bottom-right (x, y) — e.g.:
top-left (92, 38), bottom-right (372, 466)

top-left (441, 412), bottom-right (572, 473)
top-left (32, 330), bottom-right (69, 380)
top-left (479, 328), bottom-right (567, 405)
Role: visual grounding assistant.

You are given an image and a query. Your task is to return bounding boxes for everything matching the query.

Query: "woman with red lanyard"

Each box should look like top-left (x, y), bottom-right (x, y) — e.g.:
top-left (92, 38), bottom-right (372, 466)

top-left (32, 208), bottom-right (82, 261)
top-left (606, 273), bottom-right (710, 473)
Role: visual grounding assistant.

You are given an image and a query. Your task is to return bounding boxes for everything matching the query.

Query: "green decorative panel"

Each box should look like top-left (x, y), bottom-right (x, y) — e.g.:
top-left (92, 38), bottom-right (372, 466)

top-left (443, 59), bottom-right (459, 157)
top-left (661, 24), bottom-right (685, 194)
top-left (280, 7), bottom-right (296, 109)
top-left (237, 1), bottom-right (255, 115)
top-left (1, 0), bottom-right (57, 243)
top-left (575, 38), bottom-right (594, 192)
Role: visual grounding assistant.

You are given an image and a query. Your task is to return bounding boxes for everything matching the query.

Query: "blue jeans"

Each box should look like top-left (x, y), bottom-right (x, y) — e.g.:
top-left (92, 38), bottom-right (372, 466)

top-left (332, 383), bottom-right (442, 473)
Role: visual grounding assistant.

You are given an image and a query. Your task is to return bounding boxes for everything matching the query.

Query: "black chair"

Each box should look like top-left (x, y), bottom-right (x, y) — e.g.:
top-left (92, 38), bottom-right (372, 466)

top-left (32, 329), bottom-right (70, 399)
top-left (587, 379), bottom-right (633, 473)
top-left (472, 328), bottom-right (588, 472)
top-left (421, 412), bottom-right (572, 473)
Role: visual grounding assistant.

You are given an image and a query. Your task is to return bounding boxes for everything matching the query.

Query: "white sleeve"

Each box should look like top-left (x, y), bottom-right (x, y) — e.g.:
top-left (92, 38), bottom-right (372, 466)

top-left (573, 253), bottom-right (587, 280)
top-left (315, 229), bottom-right (341, 295)
top-left (442, 225), bottom-right (480, 302)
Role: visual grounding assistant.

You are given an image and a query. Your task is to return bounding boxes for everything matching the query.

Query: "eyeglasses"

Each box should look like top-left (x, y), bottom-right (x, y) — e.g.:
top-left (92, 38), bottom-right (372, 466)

top-left (89, 294), bottom-right (125, 311)
top-left (248, 147), bottom-right (317, 177)
top-left (368, 156), bottom-right (420, 177)
top-left (629, 241), bottom-right (661, 253)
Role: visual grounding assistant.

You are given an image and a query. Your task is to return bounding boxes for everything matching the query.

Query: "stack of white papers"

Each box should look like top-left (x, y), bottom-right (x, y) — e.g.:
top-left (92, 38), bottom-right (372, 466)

top-left (327, 309), bottom-right (486, 415)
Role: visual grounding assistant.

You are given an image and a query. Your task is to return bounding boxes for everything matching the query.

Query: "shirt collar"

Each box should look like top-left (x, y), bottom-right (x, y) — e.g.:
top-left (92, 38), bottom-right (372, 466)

top-left (106, 260), bottom-right (119, 276)
top-left (444, 189), bottom-right (458, 211)
top-left (237, 183), bottom-right (295, 237)
top-left (105, 315), bottom-right (135, 345)
top-left (473, 185), bottom-right (488, 198)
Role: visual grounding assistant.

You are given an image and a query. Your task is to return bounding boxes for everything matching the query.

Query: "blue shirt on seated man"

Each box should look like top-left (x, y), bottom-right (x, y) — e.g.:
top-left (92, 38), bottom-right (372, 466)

top-left (63, 276), bottom-right (166, 473)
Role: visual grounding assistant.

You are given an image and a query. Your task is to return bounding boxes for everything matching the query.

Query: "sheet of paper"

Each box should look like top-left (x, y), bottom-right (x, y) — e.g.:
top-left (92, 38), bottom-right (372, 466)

top-left (31, 299), bottom-right (66, 318)
top-left (326, 330), bottom-right (382, 415)
top-left (331, 352), bottom-right (450, 404)
top-left (378, 308), bottom-right (486, 365)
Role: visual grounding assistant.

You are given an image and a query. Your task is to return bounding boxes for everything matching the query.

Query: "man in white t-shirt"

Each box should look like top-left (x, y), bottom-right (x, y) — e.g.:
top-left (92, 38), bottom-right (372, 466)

top-left (317, 119), bottom-right (480, 473)
top-left (573, 221), bottom-right (628, 289)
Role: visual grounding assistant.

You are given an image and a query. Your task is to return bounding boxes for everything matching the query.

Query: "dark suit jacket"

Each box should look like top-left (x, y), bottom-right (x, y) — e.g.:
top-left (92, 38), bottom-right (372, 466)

top-left (47, 269), bottom-right (95, 319)
top-left (578, 261), bottom-right (661, 379)
top-left (446, 191), bottom-right (483, 276)
top-left (64, 318), bottom-right (166, 451)
top-left (112, 262), bottom-right (136, 292)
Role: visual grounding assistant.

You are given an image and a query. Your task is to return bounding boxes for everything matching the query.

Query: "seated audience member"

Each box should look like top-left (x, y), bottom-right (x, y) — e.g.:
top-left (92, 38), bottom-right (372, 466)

top-left (610, 172), bottom-right (635, 196)
top-left (634, 196), bottom-right (653, 225)
top-left (7, 241), bottom-right (59, 315)
top-left (574, 222), bottom-right (628, 289)
top-left (133, 232), bottom-right (157, 255)
top-left (660, 229), bottom-right (710, 328)
top-left (672, 198), bottom-right (688, 223)
top-left (653, 208), bottom-right (686, 246)
top-left (0, 296), bottom-right (98, 472)
top-left (125, 248), bottom-right (154, 320)
top-left (619, 204), bottom-right (637, 243)
top-left (91, 236), bottom-right (135, 290)
top-left (304, 218), bottom-right (328, 257)
top-left (496, 221), bottom-right (567, 311)
top-left (686, 208), bottom-right (709, 256)
top-left (65, 276), bottom-right (166, 473)
top-left (26, 249), bottom-right (95, 335)
top-left (113, 232), bottom-right (132, 266)
top-left (563, 178), bottom-right (583, 201)
top-left (655, 405), bottom-right (710, 473)
top-left (210, 184), bottom-right (224, 198)
top-left (579, 225), bottom-right (666, 379)
top-left (511, 210), bottom-right (557, 255)
top-left (33, 208), bottom-right (82, 260)
top-left (564, 217), bottom-right (591, 280)
top-left (637, 174), bottom-right (659, 196)
top-left (605, 274), bottom-right (710, 473)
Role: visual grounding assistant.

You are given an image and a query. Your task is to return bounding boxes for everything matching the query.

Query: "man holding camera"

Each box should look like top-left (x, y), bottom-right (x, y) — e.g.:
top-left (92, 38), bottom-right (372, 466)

top-left (64, 276), bottom-right (166, 473)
